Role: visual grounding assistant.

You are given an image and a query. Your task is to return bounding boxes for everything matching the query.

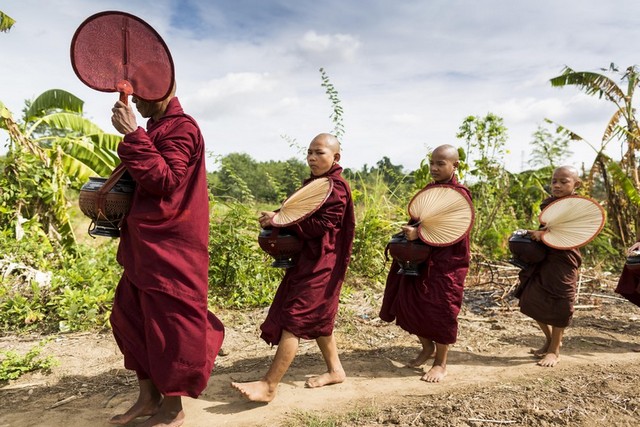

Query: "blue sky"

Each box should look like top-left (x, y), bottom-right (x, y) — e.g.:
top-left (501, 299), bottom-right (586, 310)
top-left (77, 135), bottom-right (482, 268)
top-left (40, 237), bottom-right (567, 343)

top-left (2, 0), bottom-right (640, 172)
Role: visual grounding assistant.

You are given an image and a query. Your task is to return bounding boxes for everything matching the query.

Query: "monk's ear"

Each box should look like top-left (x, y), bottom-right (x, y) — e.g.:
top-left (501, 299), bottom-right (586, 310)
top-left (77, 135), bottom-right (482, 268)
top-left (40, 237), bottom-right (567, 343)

top-left (333, 152), bottom-right (341, 164)
top-left (574, 179), bottom-right (582, 189)
top-left (453, 160), bottom-right (459, 169)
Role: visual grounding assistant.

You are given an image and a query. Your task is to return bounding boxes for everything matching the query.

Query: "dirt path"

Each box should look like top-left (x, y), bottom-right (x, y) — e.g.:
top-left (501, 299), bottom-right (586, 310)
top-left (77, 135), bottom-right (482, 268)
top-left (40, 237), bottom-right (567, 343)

top-left (1, 283), bottom-right (640, 426)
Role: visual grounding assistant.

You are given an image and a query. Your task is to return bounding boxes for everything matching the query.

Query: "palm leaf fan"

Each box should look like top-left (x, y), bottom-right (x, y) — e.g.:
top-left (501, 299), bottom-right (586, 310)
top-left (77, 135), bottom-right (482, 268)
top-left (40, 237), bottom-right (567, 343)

top-left (539, 196), bottom-right (605, 249)
top-left (408, 185), bottom-right (474, 246)
top-left (271, 177), bottom-right (333, 227)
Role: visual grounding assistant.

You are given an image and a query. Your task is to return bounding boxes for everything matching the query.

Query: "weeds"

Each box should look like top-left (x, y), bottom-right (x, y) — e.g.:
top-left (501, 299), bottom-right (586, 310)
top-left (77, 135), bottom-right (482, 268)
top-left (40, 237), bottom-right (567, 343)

top-left (0, 339), bottom-right (58, 381)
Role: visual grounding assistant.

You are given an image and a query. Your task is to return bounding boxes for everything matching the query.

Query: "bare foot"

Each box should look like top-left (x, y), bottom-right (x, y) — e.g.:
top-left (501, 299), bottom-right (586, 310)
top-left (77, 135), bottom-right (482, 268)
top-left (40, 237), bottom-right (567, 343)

top-left (633, 347), bottom-right (640, 353)
top-left (537, 353), bottom-right (559, 367)
top-left (108, 398), bottom-right (162, 425)
top-left (231, 380), bottom-right (276, 403)
top-left (529, 344), bottom-right (549, 358)
top-left (407, 342), bottom-right (436, 368)
top-left (136, 410), bottom-right (184, 427)
top-left (420, 364), bottom-right (447, 383)
top-left (305, 369), bottom-right (346, 388)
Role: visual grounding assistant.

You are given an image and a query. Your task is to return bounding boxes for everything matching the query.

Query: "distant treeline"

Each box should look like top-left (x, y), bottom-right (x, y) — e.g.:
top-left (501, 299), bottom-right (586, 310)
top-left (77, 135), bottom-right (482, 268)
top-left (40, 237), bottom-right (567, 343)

top-left (207, 153), bottom-right (415, 204)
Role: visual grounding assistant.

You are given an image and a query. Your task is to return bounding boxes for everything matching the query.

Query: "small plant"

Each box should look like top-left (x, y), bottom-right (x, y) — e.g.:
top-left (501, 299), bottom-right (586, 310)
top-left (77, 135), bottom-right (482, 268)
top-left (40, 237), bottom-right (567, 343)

top-left (0, 339), bottom-right (58, 381)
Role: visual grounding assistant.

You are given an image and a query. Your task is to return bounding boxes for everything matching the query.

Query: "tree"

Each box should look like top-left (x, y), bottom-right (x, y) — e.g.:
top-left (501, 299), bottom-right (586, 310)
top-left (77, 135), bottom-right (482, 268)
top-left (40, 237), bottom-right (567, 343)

top-left (456, 113), bottom-right (516, 255)
top-left (528, 124), bottom-right (572, 169)
top-left (0, 90), bottom-right (121, 251)
top-left (550, 64), bottom-right (640, 245)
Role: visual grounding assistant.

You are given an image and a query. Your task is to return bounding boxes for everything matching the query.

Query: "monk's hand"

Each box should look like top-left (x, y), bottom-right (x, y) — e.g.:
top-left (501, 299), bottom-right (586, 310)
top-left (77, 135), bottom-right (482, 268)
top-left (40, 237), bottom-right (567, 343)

top-left (528, 230), bottom-right (544, 241)
top-left (111, 101), bottom-right (138, 135)
top-left (401, 225), bottom-right (419, 241)
top-left (628, 241), bottom-right (640, 255)
top-left (259, 211), bottom-right (276, 228)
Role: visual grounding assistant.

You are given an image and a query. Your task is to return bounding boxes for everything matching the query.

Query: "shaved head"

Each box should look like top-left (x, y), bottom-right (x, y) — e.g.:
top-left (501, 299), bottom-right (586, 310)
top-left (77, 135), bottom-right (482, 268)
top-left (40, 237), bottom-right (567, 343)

top-left (432, 144), bottom-right (459, 162)
top-left (554, 165), bottom-right (580, 181)
top-left (310, 133), bottom-right (341, 153)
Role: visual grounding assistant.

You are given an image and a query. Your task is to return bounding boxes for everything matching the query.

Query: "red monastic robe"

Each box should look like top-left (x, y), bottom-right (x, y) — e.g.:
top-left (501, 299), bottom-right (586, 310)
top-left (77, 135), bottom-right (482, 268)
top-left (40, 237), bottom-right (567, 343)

top-left (615, 266), bottom-right (640, 307)
top-left (260, 165), bottom-right (356, 345)
top-left (109, 98), bottom-right (224, 398)
top-left (518, 196), bottom-right (582, 328)
top-left (379, 178), bottom-right (472, 345)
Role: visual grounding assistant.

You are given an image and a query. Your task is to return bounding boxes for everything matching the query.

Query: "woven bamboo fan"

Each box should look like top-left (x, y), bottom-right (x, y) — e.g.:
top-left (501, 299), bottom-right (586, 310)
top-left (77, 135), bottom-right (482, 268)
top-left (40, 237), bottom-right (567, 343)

top-left (539, 196), bottom-right (605, 249)
top-left (271, 177), bottom-right (333, 227)
top-left (408, 185), bottom-right (474, 246)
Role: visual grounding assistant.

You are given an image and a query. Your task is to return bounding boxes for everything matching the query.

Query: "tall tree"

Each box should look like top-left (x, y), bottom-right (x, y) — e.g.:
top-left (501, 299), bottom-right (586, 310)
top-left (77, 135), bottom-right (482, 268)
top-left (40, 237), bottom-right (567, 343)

top-left (550, 64), bottom-right (640, 244)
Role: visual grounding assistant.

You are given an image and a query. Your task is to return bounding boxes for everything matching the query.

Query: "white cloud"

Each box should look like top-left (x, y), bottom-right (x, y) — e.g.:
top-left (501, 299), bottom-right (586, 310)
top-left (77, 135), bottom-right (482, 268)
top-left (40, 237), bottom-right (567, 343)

top-left (3, 0), bottom-right (640, 174)
top-left (297, 30), bottom-right (361, 62)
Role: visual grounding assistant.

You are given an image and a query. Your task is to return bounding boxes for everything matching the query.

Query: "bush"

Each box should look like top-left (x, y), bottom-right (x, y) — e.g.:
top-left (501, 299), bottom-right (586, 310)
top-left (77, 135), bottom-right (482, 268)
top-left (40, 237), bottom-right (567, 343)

top-left (208, 200), bottom-right (283, 308)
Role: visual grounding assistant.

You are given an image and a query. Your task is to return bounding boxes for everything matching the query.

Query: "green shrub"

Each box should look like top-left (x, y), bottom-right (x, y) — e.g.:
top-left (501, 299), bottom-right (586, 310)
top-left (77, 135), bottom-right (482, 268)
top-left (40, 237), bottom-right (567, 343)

top-left (0, 339), bottom-right (57, 381)
top-left (208, 201), bottom-right (282, 308)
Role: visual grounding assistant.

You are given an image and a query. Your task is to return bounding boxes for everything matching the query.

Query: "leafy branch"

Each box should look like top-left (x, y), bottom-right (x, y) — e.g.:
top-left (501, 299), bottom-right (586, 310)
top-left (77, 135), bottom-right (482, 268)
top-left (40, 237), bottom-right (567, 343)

top-left (319, 67), bottom-right (345, 140)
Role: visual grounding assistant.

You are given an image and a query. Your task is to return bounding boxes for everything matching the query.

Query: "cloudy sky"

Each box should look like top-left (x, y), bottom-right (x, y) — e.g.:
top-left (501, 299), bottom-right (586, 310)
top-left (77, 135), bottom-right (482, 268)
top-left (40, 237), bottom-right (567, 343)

top-left (2, 0), bottom-right (640, 173)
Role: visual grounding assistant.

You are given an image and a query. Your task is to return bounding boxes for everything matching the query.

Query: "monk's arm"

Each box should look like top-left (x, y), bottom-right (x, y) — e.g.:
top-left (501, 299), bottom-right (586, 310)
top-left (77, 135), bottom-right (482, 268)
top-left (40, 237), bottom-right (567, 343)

top-left (117, 119), bottom-right (199, 196)
top-left (286, 181), bottom-right (348, 239)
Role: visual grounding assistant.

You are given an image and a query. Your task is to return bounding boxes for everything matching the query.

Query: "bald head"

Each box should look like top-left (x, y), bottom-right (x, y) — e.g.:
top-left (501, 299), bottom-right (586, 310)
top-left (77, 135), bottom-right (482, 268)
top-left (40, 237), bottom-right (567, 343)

top-left (553, 165), bottom-right (580, 180)
top-left (432, 144), bottom-right (459, 162)
top-left (310, 133), bottom-right (341, 154)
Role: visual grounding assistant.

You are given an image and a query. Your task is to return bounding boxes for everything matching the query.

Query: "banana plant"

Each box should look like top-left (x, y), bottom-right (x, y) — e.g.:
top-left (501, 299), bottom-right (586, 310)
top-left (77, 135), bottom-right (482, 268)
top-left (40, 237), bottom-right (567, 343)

top-left (0, 89), bottom-right (121, 252)
top-left (550, 64), bottom-right (640, 188)
top-left (549, 64), bottom-right (640, 246)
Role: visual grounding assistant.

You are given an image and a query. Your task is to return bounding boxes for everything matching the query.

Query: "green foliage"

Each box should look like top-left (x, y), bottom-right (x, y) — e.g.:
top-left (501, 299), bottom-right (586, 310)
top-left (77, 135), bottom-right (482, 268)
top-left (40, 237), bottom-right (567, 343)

top-left (606, 160), bottom-right (640, 207)
top-left (0, 146), bottom-right (76, 253)
top-left (0, 231), bottom-right (120, 332)
top-left (456, 113), bottom-right (515, 257)
top-left (0, 89), bottom-right (122, 253)
top-left (528, 124), bottom-right (573, 169)
top-left (0, 11), bottom-right (15, 33)
top-left (208, 201), bottom-right (282, 308)
top-left (319, 67), bottom-right (345, 139)
top-left (348, 173), bottom-right (400, 285)
top-left (0, 340), bottom-right (57, 381)
top-left (548, 64), bottom-right (640, 245)
top-left (209, 153), bottom-right (308, 203)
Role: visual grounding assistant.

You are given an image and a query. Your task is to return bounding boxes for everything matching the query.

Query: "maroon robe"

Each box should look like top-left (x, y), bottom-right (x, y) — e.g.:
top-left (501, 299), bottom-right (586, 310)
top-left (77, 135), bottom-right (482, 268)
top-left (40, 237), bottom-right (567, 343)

top-left (615, 265), bottom-right (640, 307)
top-left (379, 178), bottom-right (472, 345)
top-left (109, 98), bottom-right (224, 398)
top-left (260, 165), bottom-right (356, 345)
top-left (518, 196), bottom-right (582, 328)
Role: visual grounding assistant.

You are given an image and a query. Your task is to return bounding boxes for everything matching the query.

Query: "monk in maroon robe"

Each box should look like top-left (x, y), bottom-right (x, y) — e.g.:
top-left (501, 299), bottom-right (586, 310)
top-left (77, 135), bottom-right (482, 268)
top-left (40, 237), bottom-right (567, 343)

top-left (614, 243), bottom-right (640, 352)
top-left (517, 166), bottom-right (582, 368)
top-left (380, 144), bottom-right (472, 383)
top-left (231, 133), bottom-right (355, 402)
top-left (109, 85), bottom-right (224, 427)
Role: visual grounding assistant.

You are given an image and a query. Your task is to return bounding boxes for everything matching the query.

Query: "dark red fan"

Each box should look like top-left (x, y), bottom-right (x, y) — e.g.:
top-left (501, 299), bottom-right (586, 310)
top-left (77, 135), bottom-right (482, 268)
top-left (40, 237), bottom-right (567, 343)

top-left (70, 11), bottom-right (175, 104)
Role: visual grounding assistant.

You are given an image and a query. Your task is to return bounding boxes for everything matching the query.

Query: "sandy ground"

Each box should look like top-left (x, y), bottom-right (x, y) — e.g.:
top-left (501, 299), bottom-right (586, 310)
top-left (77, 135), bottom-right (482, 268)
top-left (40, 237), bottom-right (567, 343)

top-left (1, 265), bottom-right (640, 426)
